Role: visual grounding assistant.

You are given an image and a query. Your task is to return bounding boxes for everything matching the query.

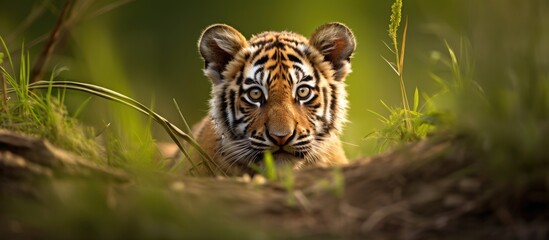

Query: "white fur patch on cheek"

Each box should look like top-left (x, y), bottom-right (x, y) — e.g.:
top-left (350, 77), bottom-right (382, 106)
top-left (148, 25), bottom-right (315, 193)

top-left (209, 85), bottom-right (226, 130)
top-left (235, 123), bottom-right (247, 135)
top-left (315, 120), bottom-right (324, 133)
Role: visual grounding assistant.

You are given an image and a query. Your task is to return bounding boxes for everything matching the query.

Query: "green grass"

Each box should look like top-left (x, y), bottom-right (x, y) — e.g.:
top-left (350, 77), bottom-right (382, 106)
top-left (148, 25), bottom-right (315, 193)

top-left (24, 80), bottom-right (222, 175)
top-left (370, 0), bottom-right (548, 200)
top-left (1, 38), bottom-right (220, 176)
top-left (365, 90), bottom-right (439, 152)
top-left (367, 0), bottom-right (440, 151)
top-left (1, 34), bottom-right (222, 176)
top-left (1, 36), bottom-right (261, 240)
top-left (453, 56), bottom-right (549, 193)
top-left (1, 37), bottom-right (102, 161)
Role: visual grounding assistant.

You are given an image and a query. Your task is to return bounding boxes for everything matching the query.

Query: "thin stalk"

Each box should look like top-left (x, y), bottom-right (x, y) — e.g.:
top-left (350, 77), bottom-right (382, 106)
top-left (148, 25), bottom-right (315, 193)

top-left (30, 0), bottom-right (72, 84)
top-left (173, 98), bottom-right (193, 138)
top-left (5, 0), bottom-right (48, 45)
top-left (396, 17), bottom-right (412, 131)
top-left (1, 65), bottom-right (7, 114)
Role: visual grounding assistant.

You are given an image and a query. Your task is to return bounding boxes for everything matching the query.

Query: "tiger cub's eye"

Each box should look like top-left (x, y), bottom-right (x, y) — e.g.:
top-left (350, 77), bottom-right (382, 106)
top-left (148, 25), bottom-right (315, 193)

top-left (296, 86), bottom-right (312, 100)
top-left (247, 87), bottom-right (263, 102)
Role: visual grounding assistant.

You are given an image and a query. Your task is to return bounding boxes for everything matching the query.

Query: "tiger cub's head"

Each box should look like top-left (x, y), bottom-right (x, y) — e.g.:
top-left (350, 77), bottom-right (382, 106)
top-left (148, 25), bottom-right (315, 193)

top-left (198, 23), bottom-right (355, 170)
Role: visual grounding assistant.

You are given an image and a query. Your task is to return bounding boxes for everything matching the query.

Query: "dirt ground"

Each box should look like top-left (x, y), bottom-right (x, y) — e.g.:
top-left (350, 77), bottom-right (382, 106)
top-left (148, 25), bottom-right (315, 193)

top-left (1, 130), bottom-right (547, 239)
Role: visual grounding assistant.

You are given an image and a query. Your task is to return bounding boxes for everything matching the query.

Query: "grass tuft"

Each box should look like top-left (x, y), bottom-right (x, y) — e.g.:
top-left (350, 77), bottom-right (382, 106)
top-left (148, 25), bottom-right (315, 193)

top-left (1, 37), bottom-right (101, 161)
top-left (23, 80), bottom-right (224, 176)
top-left (2, 35), bottom-right (223, 176)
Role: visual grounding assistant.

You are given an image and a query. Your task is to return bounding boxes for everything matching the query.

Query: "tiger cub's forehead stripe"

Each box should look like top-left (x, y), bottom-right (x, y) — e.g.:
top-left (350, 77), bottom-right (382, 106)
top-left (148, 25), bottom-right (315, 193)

top-left (246, 49), bottom-right (309, 87)
top-left (254, 55), bottom-right (269, 66)
top-left (287, 54), bottom-right (302, 64)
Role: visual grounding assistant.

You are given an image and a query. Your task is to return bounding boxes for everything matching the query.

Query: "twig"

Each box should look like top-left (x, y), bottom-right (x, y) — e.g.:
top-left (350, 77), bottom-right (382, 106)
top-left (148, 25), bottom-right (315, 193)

top-left (30, 0), bottom-right (73, 84)
top-left (293, 190), bottom-right (312, 213)
top-left (10, 0), bottom-right (110, 55)
top-left (6, 0), bottom-right (50, 45)
top-left (85, 0), bottom-right (135, 20)
top-left (361, 201), bottom-right (409, 231)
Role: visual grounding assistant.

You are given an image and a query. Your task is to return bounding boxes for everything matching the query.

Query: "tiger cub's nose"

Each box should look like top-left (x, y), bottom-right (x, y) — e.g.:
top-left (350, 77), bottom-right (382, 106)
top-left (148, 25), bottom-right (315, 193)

top-left (267, 129), bottom-right (295, 146)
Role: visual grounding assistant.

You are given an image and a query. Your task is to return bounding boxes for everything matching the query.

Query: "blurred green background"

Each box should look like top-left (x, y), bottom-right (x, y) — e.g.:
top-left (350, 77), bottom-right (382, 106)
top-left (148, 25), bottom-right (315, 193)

top-left (0, 0), bottom-right (529, 158)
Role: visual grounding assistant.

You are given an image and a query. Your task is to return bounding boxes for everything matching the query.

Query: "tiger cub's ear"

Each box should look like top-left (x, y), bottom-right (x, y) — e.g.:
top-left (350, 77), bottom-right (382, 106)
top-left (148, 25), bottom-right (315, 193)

top-left (310, 23), bottom-right (356, 81)
top-left (198, 24), bottom-right (247, 84)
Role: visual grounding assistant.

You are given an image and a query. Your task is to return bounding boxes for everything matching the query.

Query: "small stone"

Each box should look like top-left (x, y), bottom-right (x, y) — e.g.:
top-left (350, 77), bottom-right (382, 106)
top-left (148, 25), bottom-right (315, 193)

top-left (252, 175), bottom-right (267, 185)
top-left (238, 173), bottom-right (251, 183)
top-left (170, 181), bottom-right (185, 191)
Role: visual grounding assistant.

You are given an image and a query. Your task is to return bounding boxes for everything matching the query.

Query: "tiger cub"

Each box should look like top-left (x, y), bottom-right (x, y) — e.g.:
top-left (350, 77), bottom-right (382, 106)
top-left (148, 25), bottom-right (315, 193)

top-left (189, 23), bottom-right (355, 176)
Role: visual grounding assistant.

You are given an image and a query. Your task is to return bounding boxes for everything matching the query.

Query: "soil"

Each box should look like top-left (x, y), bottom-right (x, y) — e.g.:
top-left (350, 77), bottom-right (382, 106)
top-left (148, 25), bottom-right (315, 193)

top-left (1, 130), bottom-right (547, 239)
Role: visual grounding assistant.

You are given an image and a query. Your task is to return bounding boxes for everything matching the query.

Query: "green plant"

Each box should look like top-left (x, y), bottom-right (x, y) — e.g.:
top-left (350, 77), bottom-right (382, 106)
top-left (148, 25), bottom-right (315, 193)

top-left (1, 37), bottom-right (101, 160)
top-left (384, 0), bottom-right (411, 130)
top-left (366, 0), bottom-right (438, 151)
top-left (1, 34), bottom-right (265, 239)
top-left (262, 151), bottom-right (277, 181)
top-left (366, 90), bottom-right (438, 152)
top-left (1, 35), bottom-right (222, 176)
top-left (23, 80), bottom-right (225, 176)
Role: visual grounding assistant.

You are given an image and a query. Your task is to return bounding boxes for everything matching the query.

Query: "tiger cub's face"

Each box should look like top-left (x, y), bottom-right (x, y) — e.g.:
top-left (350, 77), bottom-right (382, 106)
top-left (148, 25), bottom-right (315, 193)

top-left (198, 23), bottom-right (355, 170)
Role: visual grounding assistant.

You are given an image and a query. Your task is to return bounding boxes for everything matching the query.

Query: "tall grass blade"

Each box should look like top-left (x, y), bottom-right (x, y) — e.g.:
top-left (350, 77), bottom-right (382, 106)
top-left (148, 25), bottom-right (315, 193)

top-left (413, 87), bottom-right (419, 112)
top-left (398, 16), bottom-right (408, 75)
top-left (398, 16), bottom-right (411, 130)
top-left (14, 80), bottom-right (226, 176)
top-left (429, 73), bottom-right (449, 90)
top-left (379, 100), bottom-right (393, 112)
top-left (0, 54), bottom-right (7, 114)
top-left (173, 98), bottom-right (193, 137)
top-left (367, 109), bottom-right (389, 122)
top-left (445, 41), bottom-right (462, 87)
top-left (382, 41), bottom-right (396, 54)
top-left (263, 151), bottom-right (276, 181)
top-left (72, 96), bottom-right (92, 118)
top-left (381, 55), bottom-right (399, 75)
top-left (0, 36), bottom-right (14, 71)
